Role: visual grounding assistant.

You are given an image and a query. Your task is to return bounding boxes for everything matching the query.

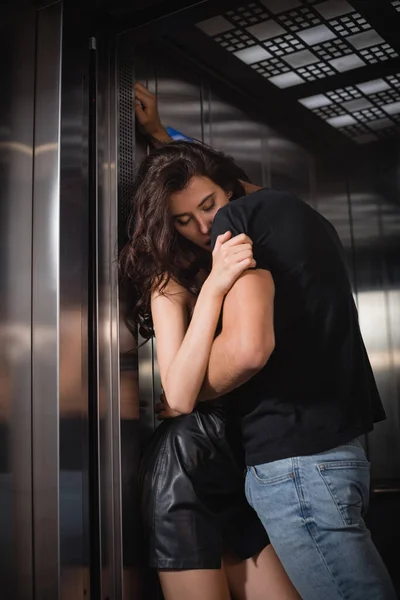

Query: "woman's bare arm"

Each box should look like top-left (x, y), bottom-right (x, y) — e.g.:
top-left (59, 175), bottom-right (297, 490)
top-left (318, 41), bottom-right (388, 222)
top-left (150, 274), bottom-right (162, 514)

top-left (151, 277), bottom-right (224, 415)
top-left (152, 232), bottom-right (255, 414)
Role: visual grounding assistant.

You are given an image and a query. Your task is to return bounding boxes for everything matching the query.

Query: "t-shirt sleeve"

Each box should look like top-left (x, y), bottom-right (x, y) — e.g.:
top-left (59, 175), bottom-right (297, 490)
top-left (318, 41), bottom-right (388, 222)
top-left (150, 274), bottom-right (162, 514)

top-left (210, 196), bottom-right (272, 272)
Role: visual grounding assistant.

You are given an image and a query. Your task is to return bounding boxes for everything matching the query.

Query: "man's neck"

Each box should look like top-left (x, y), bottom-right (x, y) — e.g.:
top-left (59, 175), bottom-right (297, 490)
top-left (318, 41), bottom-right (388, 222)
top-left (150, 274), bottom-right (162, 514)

top-left (240, 180), bottom-right (262, 195)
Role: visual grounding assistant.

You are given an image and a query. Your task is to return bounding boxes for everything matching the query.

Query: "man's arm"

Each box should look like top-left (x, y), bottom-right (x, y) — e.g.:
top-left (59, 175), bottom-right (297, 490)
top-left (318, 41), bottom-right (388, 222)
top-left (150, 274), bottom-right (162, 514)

top-left (134, 82), bottom-right (194, 145)
top-left (134, 82), bottom-right (172, 144)
top-left (198, 268), bottom-right (275, 401)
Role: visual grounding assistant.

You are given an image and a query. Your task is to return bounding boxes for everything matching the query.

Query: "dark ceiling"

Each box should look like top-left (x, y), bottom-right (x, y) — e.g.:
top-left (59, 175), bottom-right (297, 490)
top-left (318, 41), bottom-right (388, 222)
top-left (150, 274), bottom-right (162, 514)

top-left (190, 1), bottom-right (400, 146)
top-left (9, 0), bottom-right (398, 165)
top-left (103, 0), bottom-right (400, 165)
top-left (164, 1), bottom-right (400, 163)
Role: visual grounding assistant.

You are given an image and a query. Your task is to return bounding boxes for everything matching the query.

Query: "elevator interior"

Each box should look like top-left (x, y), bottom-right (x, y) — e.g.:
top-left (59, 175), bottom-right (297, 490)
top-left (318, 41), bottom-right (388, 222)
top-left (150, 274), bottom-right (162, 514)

top-left (1, 0), bottom-right (400, 599)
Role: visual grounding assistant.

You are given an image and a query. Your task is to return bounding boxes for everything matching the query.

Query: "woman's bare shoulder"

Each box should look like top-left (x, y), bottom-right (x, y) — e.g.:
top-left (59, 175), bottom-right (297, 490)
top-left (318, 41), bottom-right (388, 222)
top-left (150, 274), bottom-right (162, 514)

top-left (151, 276), bottom-right (193, 306)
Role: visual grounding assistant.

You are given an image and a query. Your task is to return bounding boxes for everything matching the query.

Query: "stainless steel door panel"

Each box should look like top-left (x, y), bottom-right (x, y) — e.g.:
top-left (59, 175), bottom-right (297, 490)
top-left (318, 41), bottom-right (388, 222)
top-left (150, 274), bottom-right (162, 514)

top-left (32, 4), bottom-right (63, 598)
top-left (0, 8), bottom-right (36, 600)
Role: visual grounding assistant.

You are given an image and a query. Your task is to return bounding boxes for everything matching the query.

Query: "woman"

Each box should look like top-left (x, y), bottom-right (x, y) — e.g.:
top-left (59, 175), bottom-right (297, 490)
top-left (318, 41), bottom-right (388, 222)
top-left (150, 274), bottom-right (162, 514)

top-left (119, 87), bottom-right (301, 600)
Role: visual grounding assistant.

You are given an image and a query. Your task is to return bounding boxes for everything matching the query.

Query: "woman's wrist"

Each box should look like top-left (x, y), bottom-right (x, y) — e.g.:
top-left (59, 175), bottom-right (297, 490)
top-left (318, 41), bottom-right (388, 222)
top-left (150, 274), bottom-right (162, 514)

top-left (201, 276), bottom-right (225, 303)
top-left (150, 127), bottom-right (172, 143)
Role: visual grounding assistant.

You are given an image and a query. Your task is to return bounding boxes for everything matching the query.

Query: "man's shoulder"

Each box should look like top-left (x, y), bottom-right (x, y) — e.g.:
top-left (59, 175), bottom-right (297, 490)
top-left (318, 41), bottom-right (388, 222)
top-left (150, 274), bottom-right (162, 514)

top-left (233, 187), bottom-right (299, 210)
top-left (218, 188), bottom-right (302, 222)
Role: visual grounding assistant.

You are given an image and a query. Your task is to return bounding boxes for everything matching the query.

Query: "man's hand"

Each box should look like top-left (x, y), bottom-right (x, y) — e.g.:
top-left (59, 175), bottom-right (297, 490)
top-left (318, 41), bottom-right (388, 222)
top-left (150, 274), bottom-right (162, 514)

top-left (134, 82), bottom-right (171, 143)
top-left (156, 391), bottom-right (182, 421)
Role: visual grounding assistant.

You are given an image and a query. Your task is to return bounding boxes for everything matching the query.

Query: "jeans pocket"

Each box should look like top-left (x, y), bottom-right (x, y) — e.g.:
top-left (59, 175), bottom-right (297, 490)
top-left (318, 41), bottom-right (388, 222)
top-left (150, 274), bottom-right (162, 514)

top-left (317, 459), bottom-right (370, 526)
top-left (251, 464), bottom-right (295, 486)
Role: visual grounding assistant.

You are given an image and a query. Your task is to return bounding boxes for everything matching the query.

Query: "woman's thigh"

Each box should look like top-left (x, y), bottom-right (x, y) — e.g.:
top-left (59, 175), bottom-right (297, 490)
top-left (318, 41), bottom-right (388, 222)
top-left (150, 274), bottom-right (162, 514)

top-left (223, 545), bottom-right (301, 600)
top-left (158, 568), bottom-right (231, 600)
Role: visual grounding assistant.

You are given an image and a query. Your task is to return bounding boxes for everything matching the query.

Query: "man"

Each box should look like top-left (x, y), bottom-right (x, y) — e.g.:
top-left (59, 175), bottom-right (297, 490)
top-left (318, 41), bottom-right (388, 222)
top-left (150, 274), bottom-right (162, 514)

top-left (134, 82), bottom-right (396, 600)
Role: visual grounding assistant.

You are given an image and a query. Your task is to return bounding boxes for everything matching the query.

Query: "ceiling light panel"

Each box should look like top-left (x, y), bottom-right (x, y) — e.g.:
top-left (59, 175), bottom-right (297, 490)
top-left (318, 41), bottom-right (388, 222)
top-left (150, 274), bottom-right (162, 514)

top-left (390, 0), bottom-right (400, 13)
top-left (196, 16), bottom-right (235, 36)
top-left (234, 46), bottom-right (273, 63)
top-left (196, 1), bottom-right (398, 92)
top-left (298, 73), bottom-right (400, 143)
top-left (196, 2), bottom-right (400, 144)
top-left (315, 0), bottom-right (353, 20)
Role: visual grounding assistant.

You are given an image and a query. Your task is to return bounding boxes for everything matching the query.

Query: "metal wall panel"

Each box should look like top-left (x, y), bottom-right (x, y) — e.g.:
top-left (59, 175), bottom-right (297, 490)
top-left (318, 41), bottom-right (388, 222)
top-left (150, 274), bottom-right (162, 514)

top-left (0, 8), bottom-right (36, 600)
top-left (313, 163), bottom-right (355, 290)
top-left (268, 135), bottom-right (313, 206)
top-left (97, 34), bottom-right (125, 600)
top-left (31, 6), bottom-right (63, 598)
top-left (348, 172), bottom-right (400, 480)
top-left (380, 151), bottom-right (400, 480)
top-left (156, 56), bottom-right (203, 143)
top-left (208, 92), bottom-right (265, 187)
top-left (58, 8), bottom-right (91, 600)
top-left (117, 45), bottom-right (153, 600)
top-left (134, 51), bottom-right (158, 451)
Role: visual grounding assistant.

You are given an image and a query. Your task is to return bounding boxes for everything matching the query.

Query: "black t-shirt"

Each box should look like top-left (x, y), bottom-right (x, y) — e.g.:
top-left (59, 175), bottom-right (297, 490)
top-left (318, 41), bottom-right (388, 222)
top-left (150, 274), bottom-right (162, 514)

top-left (211, 189), bottom-right (386, 466)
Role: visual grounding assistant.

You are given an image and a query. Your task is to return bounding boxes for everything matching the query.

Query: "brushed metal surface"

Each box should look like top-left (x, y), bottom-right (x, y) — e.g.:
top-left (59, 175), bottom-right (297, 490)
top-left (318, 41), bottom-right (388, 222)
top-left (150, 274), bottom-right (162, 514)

top-left (0, 8), bottom-right (36, 600)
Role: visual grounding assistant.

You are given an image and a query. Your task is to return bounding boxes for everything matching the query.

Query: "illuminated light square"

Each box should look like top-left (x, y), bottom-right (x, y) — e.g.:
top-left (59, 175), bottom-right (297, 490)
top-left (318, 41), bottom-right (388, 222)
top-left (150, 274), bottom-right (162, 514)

top-left (326, 114), bottom-right (357, 127)
top-left (197, 16), bottom-right (235, 36)
top-left (347, 30), bottom-right (385, 50)
top-left (368, 117), bottom-right (394, 129)
top-left (356, 78), bottom-right (391, 94)
top-left (247, 20), bottom-right (286, 41)
top-left (342, 98), bottom-right (373, 112)
top-left (329, 53), bottom-right (365, 71)
top-left (382, 101), bottom-right (400, 115)
top-left (269, 71), bottom-right (304, 87)
top-left (259, 0), bottom-right (301, 14)
top-left (315, 0), bottom-right (353, 19)
top-left (283, 49), bottom-right (319, 68)
top-left (299, 94), bottom-right (332, 108)
top-left (234, 46), bottom-right (272, 64)
top-left (297, 24), bottom-right (336, 45)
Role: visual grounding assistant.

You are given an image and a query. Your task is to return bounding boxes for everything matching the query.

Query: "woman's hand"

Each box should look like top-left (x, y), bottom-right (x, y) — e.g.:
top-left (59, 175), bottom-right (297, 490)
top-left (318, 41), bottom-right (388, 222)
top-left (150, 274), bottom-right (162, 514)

top-left (134, 82), bottom-right (171, 143)
top-left (207, 231), bottom-right (256, 297)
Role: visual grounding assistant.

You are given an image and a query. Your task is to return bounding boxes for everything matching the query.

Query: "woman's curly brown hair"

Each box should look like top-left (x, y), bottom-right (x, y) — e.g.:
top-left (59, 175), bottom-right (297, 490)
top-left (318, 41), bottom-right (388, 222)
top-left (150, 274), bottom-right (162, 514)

top-left (119, 141), bottom-right (247, 341)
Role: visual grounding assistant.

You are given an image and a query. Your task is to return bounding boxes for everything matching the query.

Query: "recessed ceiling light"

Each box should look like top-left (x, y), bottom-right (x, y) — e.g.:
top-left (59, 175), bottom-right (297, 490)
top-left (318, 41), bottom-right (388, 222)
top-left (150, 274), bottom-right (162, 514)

top-left (299, 94), bottom-right (332, 108)
top-left (259, 0), bottom-right (301, 14)
top-left (196, 16), bottom-right (234, 36)
top-left (347, 30), bottom-right (385, 50)
top-left (246, 20), bottom-right (286, 41)
top-left (234, 46), bottom-right (272, 64)
top-left (356, 78), bottom-right (391, 95)
top-left (315, 0), bottom-right (353, 19)
top-left (329, 54), bottom-right (365, 72)
top-left (283, 49), bottom-right (319, 68)
top-left (342, 98), bottom-right (373, 112)
top-left (326, 114), bottom-right (357, 127)
top-left (382, 101), bottom-right (400, 115)
top-left (368, 117), bottom-right (395, 130)
top-left (297, 24), bottom-right (337, 45)
top-left (269, 72), bottom-right (304, 88)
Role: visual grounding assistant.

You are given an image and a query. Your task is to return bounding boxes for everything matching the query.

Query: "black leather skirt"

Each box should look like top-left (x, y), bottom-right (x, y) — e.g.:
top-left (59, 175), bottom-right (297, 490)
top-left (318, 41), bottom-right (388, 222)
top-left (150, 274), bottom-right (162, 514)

top-left (139, 402), bottom-right (269, 570)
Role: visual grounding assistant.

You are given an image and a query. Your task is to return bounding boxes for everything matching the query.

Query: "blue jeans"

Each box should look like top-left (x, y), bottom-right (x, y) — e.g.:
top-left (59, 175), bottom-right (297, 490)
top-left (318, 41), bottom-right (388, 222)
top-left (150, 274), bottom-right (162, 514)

top-left (245, 439), bottom-right (397, 600)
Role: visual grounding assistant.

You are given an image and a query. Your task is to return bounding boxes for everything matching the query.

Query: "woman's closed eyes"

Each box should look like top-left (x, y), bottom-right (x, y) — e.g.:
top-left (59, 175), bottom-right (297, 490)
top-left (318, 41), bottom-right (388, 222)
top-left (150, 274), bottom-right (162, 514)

top-left (175, 200), bottom-right (215, 227)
